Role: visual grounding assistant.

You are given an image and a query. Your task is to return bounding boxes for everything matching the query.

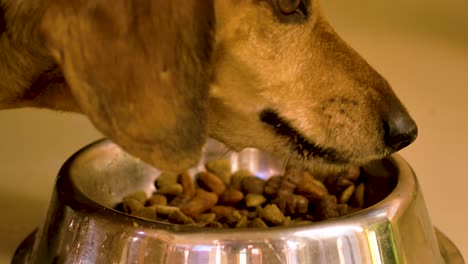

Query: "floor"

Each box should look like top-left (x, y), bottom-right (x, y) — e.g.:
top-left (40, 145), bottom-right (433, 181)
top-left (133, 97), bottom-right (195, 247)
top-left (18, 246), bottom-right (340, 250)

top-left (1, 1), bottom-right (467, 262)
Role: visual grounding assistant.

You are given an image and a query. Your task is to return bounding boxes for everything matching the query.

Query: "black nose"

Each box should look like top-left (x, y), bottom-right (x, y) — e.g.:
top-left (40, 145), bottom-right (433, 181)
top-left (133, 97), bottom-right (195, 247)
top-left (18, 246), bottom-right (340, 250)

top-left (383, 112), bottom-right (418, 152)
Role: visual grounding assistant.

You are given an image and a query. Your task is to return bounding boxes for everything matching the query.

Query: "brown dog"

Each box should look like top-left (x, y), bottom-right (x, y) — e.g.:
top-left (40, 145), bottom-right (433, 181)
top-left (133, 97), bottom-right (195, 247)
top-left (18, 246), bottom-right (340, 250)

top-left (0, 0), bottom-right (417, 173)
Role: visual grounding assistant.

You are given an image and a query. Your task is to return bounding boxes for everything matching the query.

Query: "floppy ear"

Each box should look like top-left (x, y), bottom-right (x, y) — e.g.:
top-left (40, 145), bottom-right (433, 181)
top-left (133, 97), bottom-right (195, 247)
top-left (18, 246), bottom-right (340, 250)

top-left (40, 0), bottom-right (214, 171)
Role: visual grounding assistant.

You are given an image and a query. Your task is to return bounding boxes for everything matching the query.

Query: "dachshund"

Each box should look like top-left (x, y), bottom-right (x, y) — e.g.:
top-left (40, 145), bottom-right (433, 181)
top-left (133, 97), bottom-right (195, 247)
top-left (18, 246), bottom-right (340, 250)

top-left (0, 0), bottom-right (417, 173)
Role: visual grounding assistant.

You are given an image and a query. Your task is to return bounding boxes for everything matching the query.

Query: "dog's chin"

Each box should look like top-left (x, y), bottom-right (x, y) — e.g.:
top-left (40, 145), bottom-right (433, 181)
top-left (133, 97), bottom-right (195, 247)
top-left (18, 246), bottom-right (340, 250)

top-left (258, 108), bottom-right (385, 174)
top-left (274, 139), bottom-right (387, 176)
top-left (280, 146), bottom-right (371, 175)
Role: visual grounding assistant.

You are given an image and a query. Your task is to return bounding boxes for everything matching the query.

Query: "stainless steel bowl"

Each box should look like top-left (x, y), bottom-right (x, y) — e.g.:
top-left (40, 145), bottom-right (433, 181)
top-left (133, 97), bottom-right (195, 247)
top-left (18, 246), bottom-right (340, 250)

top-left (15, 139), bottom-right (464, 263)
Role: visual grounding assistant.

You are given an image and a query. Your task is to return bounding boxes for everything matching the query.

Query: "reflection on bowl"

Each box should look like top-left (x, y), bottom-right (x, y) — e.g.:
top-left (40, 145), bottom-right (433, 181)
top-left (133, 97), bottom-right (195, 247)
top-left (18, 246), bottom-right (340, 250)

top-left (15, 139), bottom-right (464, 263)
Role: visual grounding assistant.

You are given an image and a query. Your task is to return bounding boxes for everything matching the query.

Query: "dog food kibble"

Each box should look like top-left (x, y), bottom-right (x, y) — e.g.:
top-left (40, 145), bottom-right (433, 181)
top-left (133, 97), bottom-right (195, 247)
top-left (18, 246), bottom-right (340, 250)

top-left (337, 203), bottom-right (350, 216)
top-left (115, 159), bottom-right (376, 228)
top-left (205, 159), bottom-right (232, 185)
top-left (264, 176), bottom-right (282, 196)
top-left (196, 213), bottom-right (217, 223)
top-left (122, 198), bottom-right (144, 214)
top-left (235, 216), bottom-right (249, 228)
top-left (155, 172), bottom-right (178, 189)
top-left (220, 188), bottom-right (244, 205)
top-left (211, 205), bottom-right (236, 218)
top-left (354, 183), bottom-right (365, 208)
top-left (241, 177), bottom-right (265, 194)
top-left (154, 205), bottom-right (178, 216)
top-left (157, 184), bottom-right (183, 196)
top-left (169, 194), bottom-right (192, 206)
top-left (249, 218), bottom-right (268, 228)
top-left (168, 209), bottom-right (195, 225)
top-left (296, 178), bottom-right (328, 201)
top-left (261, 204), bottom-right (285, 225)
top-left (317, 195), bottom-right (340, 220)
top-left (131, 207), bottom-right (157, 221)
top-left (147, 194), bottom-right (168, 206)
top-left (272, 194), bottom-right (309, 215)
top-left (180, 189), bottom-right (219, 218)
top-left (245, 193), bottom-right (267, 208)
top-left (197, 172), bottom-right (226, 195)
top-left (123, 190), bottom-right (148, 204)
top-left (339, 184), bottom-right (355, 204)
top-left (179, 172), bottom-right (196, 198)
top-left (231, 169), bottom-right (254, 189)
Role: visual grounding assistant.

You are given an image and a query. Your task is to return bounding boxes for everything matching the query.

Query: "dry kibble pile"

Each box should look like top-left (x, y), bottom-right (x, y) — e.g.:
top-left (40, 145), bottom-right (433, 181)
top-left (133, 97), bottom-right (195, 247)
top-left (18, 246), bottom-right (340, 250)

top-left (115, 159), bottom-right (372, 228)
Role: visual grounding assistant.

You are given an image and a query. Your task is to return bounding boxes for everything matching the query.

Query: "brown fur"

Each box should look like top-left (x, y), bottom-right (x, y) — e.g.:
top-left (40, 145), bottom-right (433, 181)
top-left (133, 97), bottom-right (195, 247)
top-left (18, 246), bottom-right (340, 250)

top-left (0, 0), bottom-right (416, 172)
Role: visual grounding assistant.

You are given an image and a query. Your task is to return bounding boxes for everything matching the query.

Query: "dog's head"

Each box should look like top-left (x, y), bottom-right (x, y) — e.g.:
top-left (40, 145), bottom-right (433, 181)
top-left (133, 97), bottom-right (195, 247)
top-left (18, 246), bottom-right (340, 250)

top-left (7, 0), bottom-right (416, 172)
top-left (206, 0), bottom-right (418, 171)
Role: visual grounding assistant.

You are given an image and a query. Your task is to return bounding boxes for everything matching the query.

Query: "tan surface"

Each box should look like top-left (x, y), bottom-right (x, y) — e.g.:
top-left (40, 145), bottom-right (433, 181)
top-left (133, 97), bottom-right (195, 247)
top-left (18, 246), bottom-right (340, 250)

top-left (1, 0), bottom-right (467, 262)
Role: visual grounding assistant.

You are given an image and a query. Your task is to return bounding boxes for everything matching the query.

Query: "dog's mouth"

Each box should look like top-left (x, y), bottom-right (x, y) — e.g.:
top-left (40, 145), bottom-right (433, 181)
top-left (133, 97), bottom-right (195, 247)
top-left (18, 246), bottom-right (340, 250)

top-left (259, 108), bottom-right (349, 165)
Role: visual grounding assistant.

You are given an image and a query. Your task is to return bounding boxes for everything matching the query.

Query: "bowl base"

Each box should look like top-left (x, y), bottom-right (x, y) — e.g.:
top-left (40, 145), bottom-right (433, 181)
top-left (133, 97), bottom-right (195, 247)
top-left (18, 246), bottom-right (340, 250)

top-left (12, 227), bottom-right (464, 264)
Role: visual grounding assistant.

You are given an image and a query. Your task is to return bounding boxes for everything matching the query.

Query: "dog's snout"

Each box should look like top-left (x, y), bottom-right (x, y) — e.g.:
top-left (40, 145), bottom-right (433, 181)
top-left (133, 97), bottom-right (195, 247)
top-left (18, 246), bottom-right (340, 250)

top-left (383, 111), bottom-right (418, 153)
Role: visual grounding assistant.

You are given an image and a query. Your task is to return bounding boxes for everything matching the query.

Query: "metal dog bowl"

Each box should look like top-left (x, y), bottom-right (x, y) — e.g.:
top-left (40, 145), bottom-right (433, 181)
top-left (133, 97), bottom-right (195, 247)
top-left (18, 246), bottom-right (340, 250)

top-left (13, 139), bottom-right (464, 263)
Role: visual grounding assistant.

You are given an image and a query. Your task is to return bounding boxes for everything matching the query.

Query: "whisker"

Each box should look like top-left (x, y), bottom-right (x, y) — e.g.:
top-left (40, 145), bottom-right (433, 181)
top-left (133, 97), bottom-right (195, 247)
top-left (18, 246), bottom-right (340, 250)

top-left (281, 150), bottom-right (292, 176)
top-left (220, 148), bottom-right (232, 159)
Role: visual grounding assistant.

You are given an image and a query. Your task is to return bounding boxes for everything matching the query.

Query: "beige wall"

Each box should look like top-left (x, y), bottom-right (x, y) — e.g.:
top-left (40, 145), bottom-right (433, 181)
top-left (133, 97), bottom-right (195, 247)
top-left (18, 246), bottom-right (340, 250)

top-left (323, 0), bottom-right (468, 45)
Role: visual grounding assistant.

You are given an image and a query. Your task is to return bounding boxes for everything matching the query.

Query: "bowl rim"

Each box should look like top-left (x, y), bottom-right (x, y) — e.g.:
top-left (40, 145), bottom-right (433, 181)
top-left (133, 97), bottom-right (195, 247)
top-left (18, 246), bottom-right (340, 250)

top-left (55, 138), bottom-right (417, 235)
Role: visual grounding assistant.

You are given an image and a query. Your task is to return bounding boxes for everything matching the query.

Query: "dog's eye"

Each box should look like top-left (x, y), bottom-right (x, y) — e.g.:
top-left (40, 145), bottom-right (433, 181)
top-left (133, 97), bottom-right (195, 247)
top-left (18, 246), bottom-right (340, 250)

top-left (278, 0), bottom-right (301, 14)
top-left (277, 0), bottom-right (307, 16)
